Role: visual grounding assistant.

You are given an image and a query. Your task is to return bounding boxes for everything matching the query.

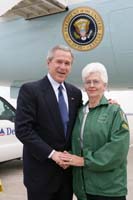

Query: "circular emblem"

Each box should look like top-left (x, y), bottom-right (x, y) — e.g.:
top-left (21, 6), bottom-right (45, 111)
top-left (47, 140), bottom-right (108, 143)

top-left (62, 7), bottom-right (104, 51)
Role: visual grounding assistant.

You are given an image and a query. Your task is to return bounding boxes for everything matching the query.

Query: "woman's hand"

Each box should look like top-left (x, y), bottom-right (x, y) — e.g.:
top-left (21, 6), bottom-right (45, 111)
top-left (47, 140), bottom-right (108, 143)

top-left (59, 151), bottom-right (84, 167)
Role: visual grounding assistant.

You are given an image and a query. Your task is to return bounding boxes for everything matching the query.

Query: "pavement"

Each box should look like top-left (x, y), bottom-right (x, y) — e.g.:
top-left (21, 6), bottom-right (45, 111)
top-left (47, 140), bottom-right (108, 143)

top-left (0, 140), bottom-right (133, 200)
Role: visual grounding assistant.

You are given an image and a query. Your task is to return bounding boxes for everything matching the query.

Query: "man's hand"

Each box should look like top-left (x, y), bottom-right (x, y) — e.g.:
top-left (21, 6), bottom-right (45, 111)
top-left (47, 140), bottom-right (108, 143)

top-left (60, 151), bottom-right (84, 167)
top-left (108, 99), bottom-right (119, 105)
top-left (51, 151), bottom-right (70, 169)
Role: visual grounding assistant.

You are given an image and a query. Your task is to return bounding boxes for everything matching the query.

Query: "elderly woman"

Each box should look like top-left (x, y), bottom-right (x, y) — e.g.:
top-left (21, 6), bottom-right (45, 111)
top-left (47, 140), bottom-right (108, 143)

top-left (61, 63), bottom-right (130, 200)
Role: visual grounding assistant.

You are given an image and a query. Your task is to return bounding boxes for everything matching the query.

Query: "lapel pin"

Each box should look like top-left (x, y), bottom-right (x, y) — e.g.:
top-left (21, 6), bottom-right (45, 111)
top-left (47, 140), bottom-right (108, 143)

top-left (71, 97), bottom-right (75, 100)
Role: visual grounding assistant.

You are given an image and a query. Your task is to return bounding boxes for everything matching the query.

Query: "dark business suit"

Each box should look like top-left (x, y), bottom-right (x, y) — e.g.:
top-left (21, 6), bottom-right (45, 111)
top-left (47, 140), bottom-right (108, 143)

top-left (15, 76), bottom-right (82, 200)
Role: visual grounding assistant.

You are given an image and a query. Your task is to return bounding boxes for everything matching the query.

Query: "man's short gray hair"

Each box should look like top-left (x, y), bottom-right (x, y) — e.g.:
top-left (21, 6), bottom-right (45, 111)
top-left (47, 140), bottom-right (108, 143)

top-left (47, 45), bottom-right (74, 63)
top-left (82, 62), bottom-right (108, 84)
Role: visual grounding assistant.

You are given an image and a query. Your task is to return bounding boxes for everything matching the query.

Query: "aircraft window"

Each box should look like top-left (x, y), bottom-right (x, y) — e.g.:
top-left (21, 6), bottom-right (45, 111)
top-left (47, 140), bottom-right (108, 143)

top-left (0, 98), bottom-right (15, 122)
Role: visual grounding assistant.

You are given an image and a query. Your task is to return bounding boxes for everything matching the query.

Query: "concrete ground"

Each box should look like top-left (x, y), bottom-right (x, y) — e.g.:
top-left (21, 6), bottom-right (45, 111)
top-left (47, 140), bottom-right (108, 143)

top-left (0, 143), bottom-right (133, 200)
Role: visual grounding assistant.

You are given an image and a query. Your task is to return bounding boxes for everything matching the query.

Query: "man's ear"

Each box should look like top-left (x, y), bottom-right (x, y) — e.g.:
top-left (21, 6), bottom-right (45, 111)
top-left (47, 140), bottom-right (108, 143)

top-left (47, 58), bottom-right (52, 65)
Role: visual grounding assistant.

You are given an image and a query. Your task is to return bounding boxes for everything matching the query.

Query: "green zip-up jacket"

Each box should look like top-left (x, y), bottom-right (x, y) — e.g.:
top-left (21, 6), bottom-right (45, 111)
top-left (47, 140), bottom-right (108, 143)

top-left (72, 96), bottom-right (130, 200)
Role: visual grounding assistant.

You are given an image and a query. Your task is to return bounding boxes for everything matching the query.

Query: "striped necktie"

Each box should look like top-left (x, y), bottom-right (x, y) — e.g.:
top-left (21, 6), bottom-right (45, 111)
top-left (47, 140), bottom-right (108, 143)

top-left (58, 85), bottom-right (69, 136)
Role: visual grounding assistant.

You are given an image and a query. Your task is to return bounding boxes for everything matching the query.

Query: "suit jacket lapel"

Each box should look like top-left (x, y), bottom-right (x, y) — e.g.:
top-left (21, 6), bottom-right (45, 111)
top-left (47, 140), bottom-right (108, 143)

top-left (65, 83), bottom-right (76, 140)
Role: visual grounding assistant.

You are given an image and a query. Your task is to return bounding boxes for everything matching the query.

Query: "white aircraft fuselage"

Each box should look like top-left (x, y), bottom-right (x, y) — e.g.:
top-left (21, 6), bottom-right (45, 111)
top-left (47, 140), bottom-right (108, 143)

top-left (0, 0), bottom-right (133, 98)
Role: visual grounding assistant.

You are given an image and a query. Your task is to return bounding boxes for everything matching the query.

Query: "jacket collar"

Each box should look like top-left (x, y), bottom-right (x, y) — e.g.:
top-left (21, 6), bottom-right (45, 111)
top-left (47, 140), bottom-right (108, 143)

top-left (78, 95), bottom-right (109, 121)
top-left (84, 95), bottom-right (109, 108)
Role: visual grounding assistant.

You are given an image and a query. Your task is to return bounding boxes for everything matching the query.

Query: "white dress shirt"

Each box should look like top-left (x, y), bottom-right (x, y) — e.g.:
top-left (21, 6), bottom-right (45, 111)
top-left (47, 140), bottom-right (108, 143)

top-left (47, 73), bottom-right (69, 158)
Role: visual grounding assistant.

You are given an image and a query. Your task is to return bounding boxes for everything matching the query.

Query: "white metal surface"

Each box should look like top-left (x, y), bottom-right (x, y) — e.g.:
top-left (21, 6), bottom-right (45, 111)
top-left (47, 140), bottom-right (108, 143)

top-left (0, 120), bottom-right (23, 162)
top-left (0, 0), bottom-right (67, 19)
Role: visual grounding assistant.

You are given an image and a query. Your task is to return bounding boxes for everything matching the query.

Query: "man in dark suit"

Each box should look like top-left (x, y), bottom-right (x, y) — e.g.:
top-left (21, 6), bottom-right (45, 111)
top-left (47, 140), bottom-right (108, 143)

top-left (15, 45), bottom-right (82, 200)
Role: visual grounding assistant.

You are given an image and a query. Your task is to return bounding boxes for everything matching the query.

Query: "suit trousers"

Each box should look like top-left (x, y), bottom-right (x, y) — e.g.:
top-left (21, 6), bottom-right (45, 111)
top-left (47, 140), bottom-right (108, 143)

top-left (27, 179), bottom-right (73, 200)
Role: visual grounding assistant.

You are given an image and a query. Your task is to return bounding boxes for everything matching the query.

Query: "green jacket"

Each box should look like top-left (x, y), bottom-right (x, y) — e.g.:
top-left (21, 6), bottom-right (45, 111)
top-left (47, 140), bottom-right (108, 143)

top-left (72, 96), bottom-right (130, 200)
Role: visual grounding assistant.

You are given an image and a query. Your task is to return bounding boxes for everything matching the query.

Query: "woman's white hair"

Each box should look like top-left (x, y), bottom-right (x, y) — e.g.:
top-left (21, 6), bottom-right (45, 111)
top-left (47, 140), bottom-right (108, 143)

top-left (82, 62), bottom-right (108, 84)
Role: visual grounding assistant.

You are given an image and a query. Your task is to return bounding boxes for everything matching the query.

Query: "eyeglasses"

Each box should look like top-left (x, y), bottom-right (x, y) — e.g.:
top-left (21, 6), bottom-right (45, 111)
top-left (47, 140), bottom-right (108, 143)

top-left (84, 80), bottom-right (101, 87)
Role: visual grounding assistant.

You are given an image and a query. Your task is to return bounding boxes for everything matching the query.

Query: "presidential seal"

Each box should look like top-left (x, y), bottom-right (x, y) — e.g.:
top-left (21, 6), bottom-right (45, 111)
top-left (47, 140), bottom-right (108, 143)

top-left (62, 7), bottom-right (104, 51)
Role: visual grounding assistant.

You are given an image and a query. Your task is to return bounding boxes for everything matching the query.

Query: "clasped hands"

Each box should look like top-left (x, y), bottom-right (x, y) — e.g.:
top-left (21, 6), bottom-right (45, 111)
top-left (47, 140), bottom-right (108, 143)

top-left (51, 151), bottom-right (84, 169)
